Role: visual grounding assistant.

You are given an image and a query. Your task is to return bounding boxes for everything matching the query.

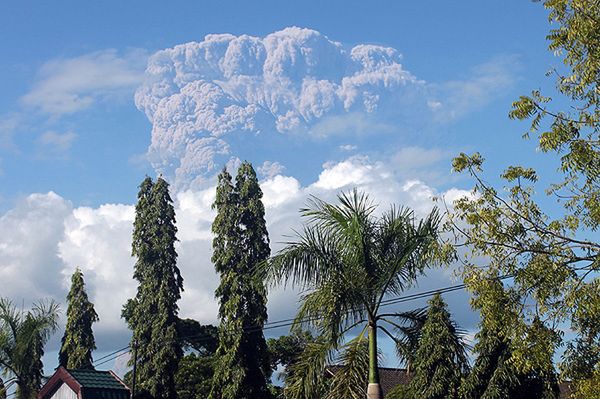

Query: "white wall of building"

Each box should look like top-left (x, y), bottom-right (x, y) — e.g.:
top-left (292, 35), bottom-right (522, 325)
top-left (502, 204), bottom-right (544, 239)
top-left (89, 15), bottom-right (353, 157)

top-left (49, 382), bottom-right (77, 399)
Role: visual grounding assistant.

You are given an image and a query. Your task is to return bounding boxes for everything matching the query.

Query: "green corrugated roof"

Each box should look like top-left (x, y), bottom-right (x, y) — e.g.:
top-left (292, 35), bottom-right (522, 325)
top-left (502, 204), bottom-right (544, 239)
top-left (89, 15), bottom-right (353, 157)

top-left (67, 369), bottom-right (128, 391)
top-left (82, 388), bottom-right (130, 399)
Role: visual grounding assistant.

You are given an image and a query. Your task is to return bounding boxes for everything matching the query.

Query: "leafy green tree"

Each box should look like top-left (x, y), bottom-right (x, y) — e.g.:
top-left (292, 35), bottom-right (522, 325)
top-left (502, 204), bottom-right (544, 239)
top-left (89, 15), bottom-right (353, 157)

top-left (460, 278), bottom-right (559, 399)
top-left (447, 0), bottom-right (600, 390)
top-left (210, 162), bottom-right (272, 399)
top-left (262, 189), bottom-right (441, 399)
top-left (175, 354), bottom-right (215, 399)
top-left (177, 318), bottom-right (219, 355)
top-left (123, 176), bottom-right (183, 399)
top-left (268, 330), bottom-right (316, 381)
top-left (324, 335), bottom-right (370, 399)
top-left (460, 289), bottom-right (517, 398)
top-left (408, 293), bottom-right (468, 399)
top-left (0, 298), bottom-right (59, 399)
top-left (282, 337), bottom-right (331, 399)
top-left (385, 384), bottom-right (412, 399)
top-left (58, 268), bottom-right (98, 369)
top-left (125, 320), bottom-right (218, 399)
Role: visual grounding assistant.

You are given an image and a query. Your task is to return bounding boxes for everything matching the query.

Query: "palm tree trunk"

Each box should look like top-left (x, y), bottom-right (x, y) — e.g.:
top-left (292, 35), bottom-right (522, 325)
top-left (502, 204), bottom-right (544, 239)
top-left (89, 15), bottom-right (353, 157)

top-left (367, 321), bottom-right (383, 399)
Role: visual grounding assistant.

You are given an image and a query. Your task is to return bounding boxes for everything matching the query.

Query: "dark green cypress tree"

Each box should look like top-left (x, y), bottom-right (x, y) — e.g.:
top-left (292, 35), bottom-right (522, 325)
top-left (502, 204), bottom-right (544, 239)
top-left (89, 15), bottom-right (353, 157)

top-left (409, 293), bottom-right (469, 399)
top-left (210, 162), bottom-right (272, 399)
top-left (123, 176), bottom-right (183, 399)
top-left (58, 268), bottom-right (98, 369)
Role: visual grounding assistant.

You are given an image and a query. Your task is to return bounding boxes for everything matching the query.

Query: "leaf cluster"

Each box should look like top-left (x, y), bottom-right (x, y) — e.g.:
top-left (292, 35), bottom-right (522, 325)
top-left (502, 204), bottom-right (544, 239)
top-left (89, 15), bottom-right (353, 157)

top-left (210, 162), bottom-right (272, 399)
top-left (59, 268), bottom-right (99, 370)
top-left (0, 298), bottom-right (59, 399)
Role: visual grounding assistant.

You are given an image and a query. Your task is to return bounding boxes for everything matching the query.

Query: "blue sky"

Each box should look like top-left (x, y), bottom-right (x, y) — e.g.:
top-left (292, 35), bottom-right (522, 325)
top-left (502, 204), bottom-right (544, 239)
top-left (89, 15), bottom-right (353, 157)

top-left (0, 0), bottom-right (567, 375)
top-left (0, 0), bottom-right (556, 206)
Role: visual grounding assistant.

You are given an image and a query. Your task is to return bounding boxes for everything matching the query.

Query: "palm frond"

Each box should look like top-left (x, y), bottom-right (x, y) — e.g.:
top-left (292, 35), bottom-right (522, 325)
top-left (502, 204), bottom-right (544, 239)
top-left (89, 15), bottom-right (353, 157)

top-left (377, 308), bottom-right (427, 368)
top-left (373, 207), bottom-right (441, 305)
top-left (264, 225), bottom-right (348, 289)
top-left (283, 338), bottom-right (333, 399)
top-left (294, 280), bottom-right (366, 346)
top-left (325, 333), bottom-right (370, 399)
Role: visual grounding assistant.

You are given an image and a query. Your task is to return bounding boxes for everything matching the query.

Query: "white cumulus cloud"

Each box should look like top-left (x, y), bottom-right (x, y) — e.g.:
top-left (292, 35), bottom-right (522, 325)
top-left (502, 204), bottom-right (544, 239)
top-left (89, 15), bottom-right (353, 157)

top-left (134, 28), bottom-right (517, 189)
top-left (134, 27), bottom-right (430, 188)
top-left (0, 155), bottom-right (473, 359)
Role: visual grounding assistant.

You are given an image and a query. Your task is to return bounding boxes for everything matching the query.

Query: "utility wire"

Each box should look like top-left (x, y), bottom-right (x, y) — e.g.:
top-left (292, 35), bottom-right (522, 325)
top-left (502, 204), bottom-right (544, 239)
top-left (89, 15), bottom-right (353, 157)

top-left (94, 347), bottom-right (132, 367)
top-left (93, 345), bottom-right (131, 364)
top-left (93, 276), bottom-right (512, 368)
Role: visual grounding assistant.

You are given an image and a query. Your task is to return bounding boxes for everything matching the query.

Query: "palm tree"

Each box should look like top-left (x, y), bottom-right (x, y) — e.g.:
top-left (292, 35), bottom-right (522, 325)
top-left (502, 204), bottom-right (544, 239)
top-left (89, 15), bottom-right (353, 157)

top-left (0, 298), bottom-right (59, 399)
top-left (262, 189), bottom-right (442, 399)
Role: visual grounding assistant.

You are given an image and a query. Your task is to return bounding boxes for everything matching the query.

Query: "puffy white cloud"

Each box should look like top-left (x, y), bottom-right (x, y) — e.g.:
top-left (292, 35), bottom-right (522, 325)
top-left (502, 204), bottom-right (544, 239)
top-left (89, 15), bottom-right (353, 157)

top-left (1, 154), bottom-right (473, 363)
top-left (0, 192), bottom-right (72, 300)
top-left (134, 27), bottom-right (517, 189)
top-left (313, 156), bottom-right (377, 190)
top-left (134, 27), bottom-right (430, 188)
top-left (22, 49), bottom-right (147, 116)
top-left (58, 204), bottom-right (136, 333)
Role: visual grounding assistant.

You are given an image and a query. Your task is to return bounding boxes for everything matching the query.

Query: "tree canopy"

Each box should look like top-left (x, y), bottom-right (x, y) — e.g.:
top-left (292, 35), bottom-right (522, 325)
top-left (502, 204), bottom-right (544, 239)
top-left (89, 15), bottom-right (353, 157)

top-left (408, 293), bottom-right (469, 399)
top-left (263, 189), bottom-right (442, 399)
top-left (210, 162), bottom-right (272, 399)
top-left (123, 176), bottom-right (183, 399)
top-left (447, 0), bottom-right (600, 393)
top-left (59, 268), bottom-right (98, 370)
top-left (0, 299), bottom-right (59, 399)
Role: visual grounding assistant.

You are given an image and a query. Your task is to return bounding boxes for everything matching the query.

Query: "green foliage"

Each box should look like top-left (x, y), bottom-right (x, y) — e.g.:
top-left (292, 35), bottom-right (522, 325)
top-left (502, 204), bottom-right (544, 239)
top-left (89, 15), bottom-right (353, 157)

top-left (123, 176), bottom-right (183, 399)
top-left (59, 268), bottom-right (98, 369)
top-left (385, 384), bottom-right (412, 399)
top-left (263, 189), bottom-right (442, 398)
top-left (210, 163), bottom-right (272, 399)
top-left (324, 335), bottom-right (369, 399)
top-left (281, 337), bottom-right (331, 399)
top-left (447, 0), bottom-right (600, 386)
top-left (409, 294), bottom-right (468, 399)
top-left (460, 279), bottom-right (519, 399)
top-left (268, 330), bottom-right (370, 399)
top-left (460, 279), bottom-right (559, 399)
top-left (176, 318), bottom-right (219, 356)
top-left (267, 330), bottom-right (316, 380)
top-left (0, 298), bottom-right (59, 399)
top-left (572, 368), bottom-right (600, 398)
top-left (175, 354), bottom-right (215, 399)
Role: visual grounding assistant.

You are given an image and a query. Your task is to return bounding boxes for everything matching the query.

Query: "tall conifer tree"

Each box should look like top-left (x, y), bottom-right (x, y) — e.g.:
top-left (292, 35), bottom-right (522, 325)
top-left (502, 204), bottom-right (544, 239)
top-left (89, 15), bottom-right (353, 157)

top-left (123, 176), bottom-right (183, 399)
top-left (409, 293), bottom-right (469, 399)
top-left (210, 162), bottom-right (272, 399)
top-left (59, 268), bottom-right (98, 369)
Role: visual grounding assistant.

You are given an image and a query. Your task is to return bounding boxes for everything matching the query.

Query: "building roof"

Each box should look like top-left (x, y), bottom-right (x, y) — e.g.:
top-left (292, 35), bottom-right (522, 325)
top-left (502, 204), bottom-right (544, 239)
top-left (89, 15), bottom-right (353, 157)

top-left (326, 365), bottom-right (412, 397)
top-left (67, 370), bottom-right (128, 391)
top-left (37, 367), bottom-right (130, 399)
top-left (327, 366), bottom-right (574, 398)
top-left (377, 367), bottom-right (413, 396)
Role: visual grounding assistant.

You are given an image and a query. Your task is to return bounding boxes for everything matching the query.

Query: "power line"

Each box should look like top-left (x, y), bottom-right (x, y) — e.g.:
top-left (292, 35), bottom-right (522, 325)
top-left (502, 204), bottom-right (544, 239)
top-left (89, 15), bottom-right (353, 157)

top-left (93, 276), bottom-right (512, 368)
top-left (94, 347), bottom-right (131, 367)
top-left (93, 345), bottom-right (131, 364)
